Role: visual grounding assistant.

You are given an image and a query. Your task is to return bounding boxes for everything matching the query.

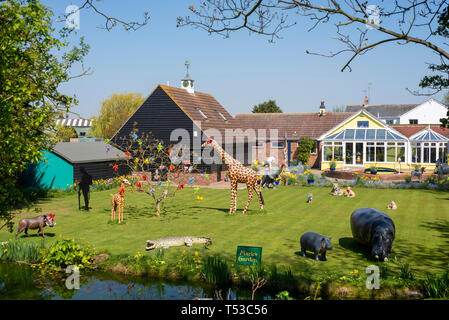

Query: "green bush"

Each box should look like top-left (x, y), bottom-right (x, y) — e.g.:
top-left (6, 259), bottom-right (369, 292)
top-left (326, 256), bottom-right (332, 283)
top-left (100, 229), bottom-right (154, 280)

top-left (275, 290), bottom-right (294, 300)
top-left (0, 239), bottom-right (44, 264)
top-left (202, 256), bottom-right (231, 285)
top-left (398, 262), bottom-right (415, 282)
top-left (43, 238), bottom-right (95, 270)
top-left (423, 270), bottom-right (449, 299)
top-left (296, 137), bottom-right (315, 165)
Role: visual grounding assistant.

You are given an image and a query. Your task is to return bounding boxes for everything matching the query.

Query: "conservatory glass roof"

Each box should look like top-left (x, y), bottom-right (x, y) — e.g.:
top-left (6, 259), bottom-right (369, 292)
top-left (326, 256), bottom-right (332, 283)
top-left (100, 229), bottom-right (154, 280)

top-left (323, 128), bottom-right (406, 141)
top-left (411, 129), bottom-right (449, 141)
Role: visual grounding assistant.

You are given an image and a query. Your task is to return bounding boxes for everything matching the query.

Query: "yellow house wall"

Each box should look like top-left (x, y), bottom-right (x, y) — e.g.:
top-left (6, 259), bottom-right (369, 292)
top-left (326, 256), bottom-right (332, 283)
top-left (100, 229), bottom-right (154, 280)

top-left (320, 112), bottom-right (443, 171)
top-left (327, 112), bottom-right (385, 136)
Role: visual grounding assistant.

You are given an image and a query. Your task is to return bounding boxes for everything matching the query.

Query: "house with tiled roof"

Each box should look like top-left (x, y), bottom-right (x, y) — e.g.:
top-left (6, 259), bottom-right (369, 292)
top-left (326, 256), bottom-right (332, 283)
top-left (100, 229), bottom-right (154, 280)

top-left (111, 69), bottom-right (243, 178)
top-left (346, 96), bottom-right (448, 125)
top-left (112, 68), bottom-right (449, 174)
top-left (234, 108), bottom-right (355, 167)
top-left (237, 102), bottom-right (448, 171)
top-left (317, 109), bottom-right (448, 171)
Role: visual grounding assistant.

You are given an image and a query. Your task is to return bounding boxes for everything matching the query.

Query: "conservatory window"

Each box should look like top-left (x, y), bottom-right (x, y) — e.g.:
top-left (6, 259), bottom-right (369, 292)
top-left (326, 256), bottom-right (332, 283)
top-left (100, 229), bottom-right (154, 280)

top-left (423, 143), bottom-right (429, 163)
top-left (334, 143), bottom-right (343, 161)
top-left (344, 129), bottom-right (355, 139)
top-left (387, 142), bottom-right (396, 162)
top-left (439, 143), bottom-right (448, 162)
top-left (366, 142), bottom-right (375, 162)
top-left (430, 143), bottom-right (437, 163)
top-left (376, 142), bottom-right (385, 162)
top-left (324, 143), bottom-right (333, 161)
top-left (397, 143), bottom-right (405, 162)
top-left (323, 142), bottom-right (343, 161)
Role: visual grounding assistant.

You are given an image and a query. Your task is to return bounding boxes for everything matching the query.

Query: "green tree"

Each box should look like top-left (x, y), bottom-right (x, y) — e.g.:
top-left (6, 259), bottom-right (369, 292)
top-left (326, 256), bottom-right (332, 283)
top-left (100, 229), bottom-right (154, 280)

top-left (296, 137), bottom-right (315, 165)
top-left (54, 125), bottom-right (78, 142)
top-left (252, 100), bottom-right (283, 113)
top-left (89, 93), bottom-right (145, 139)
top-left (0, 0), bottom-right (89, 231)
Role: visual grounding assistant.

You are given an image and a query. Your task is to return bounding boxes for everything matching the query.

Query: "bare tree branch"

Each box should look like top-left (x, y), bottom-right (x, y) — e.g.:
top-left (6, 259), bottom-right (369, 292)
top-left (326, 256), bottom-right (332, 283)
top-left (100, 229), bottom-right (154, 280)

top-left (178, 0), bottom-right (449, 75)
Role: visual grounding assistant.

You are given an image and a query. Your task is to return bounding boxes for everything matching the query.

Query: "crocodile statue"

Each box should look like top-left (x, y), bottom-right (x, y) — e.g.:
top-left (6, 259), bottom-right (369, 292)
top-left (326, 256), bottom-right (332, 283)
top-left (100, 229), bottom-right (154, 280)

top-left (145, 236), bottom-right (212, 251)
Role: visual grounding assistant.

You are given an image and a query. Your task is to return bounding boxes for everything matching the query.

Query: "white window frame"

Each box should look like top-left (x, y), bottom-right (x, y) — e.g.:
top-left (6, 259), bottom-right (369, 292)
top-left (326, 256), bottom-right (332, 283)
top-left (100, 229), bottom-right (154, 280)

top-left (271, 141), bottom-right (285, 149)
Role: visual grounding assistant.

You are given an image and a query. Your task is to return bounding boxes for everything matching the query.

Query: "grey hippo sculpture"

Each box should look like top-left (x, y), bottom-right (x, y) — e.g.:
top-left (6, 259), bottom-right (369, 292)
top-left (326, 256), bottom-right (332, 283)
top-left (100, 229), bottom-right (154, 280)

top-left (350, 207), bottom-right (395, 262)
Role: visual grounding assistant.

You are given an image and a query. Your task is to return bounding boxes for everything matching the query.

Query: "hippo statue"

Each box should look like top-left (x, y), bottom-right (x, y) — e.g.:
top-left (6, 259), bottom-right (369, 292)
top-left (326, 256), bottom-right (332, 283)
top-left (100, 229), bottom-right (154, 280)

top-left (15, 214), bottom-right (56, 238)
top-left (300, 232), bottom-right (333, 261)
top-left (350, 208), bottom-right (395, 262)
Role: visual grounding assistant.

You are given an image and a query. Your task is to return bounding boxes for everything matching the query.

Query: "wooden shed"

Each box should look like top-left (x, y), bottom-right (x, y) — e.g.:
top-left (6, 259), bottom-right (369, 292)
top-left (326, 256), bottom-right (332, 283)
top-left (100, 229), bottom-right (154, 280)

top-left (22, 142), bottom-right (130, 189)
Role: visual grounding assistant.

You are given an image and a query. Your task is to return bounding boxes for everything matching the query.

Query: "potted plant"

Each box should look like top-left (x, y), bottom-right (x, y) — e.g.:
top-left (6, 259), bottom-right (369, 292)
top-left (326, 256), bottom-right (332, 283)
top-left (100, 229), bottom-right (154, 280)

top-left (307, 173), bottom-right (315, 184)
top-left (369, 164), bottom-right (378, 175)
top-left (329, 160), bottom-right (337, 171)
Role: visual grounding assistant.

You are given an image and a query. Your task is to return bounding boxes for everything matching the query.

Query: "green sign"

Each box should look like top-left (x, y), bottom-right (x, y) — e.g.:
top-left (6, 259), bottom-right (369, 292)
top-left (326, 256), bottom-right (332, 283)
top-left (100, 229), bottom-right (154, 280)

top-left (236, 246), bottom-right (262, 266)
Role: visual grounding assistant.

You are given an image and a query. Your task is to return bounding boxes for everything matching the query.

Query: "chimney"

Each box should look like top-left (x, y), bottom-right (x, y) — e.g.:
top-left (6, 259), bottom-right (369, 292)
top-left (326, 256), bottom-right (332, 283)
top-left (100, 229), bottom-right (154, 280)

top-left (364, 95), bottom-right (369, 106)
top-left (319, 100), bottom-right (326, 116)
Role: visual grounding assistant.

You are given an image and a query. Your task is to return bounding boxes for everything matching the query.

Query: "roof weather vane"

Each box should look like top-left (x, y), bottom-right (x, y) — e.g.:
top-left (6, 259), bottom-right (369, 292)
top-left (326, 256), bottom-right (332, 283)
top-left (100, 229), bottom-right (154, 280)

top-left (185, 59), bottom-right (190, 77)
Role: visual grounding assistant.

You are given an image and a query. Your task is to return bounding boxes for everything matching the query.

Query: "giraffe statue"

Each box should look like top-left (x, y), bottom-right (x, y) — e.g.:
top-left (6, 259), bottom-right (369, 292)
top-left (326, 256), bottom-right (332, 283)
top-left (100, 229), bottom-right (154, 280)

top-left (111, 179), bottom-right (131, 223)
top-left (201, 138), bottom-right (264, 215)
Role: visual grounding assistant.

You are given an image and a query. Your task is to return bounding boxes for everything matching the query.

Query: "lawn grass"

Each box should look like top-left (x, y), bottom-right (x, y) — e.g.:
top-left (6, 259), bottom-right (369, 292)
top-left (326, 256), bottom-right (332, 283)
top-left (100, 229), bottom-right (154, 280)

top-left (2, 184), bottom-right (449, 285)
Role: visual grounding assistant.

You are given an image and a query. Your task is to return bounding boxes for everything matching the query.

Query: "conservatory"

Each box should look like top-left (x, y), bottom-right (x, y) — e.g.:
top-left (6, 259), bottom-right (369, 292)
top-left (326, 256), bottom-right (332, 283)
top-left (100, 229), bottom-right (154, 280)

top-left (318, 109), bottom-right (449, 170)
top-left (322, 128), bottom-right (408, 167)
top-left (410, 126), bottom-right (448, 165)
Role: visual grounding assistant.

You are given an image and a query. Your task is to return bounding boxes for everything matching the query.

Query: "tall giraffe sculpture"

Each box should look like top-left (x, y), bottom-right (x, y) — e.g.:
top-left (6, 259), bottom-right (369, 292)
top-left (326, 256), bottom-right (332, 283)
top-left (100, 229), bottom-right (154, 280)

top-left (111, 179), bottom-right (131, 223)
top-left (201, 138), bottom-right (264, 215)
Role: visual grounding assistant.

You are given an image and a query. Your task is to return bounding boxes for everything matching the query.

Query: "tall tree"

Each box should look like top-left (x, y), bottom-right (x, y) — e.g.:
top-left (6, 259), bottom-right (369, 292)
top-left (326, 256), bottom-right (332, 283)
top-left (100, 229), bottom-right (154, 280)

top-left (0, 0), bottom-right (90, 231)
top-left (252, 100), bottom-right (283, 113)
top-left (54, 126), bottom-right (78, 143)
top-left (178, 1), bottom-right (449, 127)
top-left (0, 1), bottom-right (149, 231)
top-left (89, 93), bottom-right (145, 139)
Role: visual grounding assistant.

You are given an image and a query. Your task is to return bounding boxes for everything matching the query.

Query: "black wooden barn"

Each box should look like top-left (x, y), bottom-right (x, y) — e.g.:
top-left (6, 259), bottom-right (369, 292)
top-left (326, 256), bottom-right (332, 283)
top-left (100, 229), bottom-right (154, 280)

top-left (111, 83), bottom-right (250, 179)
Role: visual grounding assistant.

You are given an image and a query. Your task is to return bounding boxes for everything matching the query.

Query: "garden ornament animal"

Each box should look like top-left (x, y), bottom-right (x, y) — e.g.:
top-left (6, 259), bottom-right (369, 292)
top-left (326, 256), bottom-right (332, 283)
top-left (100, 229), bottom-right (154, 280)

top-left (344, 186), bottom-right (355, 198)
top-left (111, 178), bottom-right (131, 223)
top-left (201, 138), bottom-right (264, 215)
top-left (387, 200), bottom-right (397, 210)
top-left (264, 156), bottom-right (275, 171)
top-left (145, 236), bottom-right (212, 250)
top-left (307, 193), bottom-right (313, 203)
top-left (435, 159), bottom-right (449, 180)
top-left (15, 214), bottom-right (56, 238)
top-left (410, 168), bottom-right (423, 181)
top-left (350, 207), bottom-right (396, 262)
top-left (330, 182), bottom-right (344, 196)
top-left (261, 163), bottom-right (286, 188)
top-left (300, 232), bottom-right (333, 261)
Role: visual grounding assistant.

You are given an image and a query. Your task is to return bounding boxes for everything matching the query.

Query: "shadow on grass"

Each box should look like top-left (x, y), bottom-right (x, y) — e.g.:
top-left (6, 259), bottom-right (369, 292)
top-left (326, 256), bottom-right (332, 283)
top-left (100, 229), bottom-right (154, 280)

top-left (17, 232), bottom-right (55, 239)
top-left (293, 250), bottom-right (326, 261)
top-left (338, 237), bottom-right (372, 260)
top-left (190, 206), bottom-right (229, 214)
top-left (420, 219), bottom-right (449, 242)
top-left (190, 206), bottom-right (267, 216)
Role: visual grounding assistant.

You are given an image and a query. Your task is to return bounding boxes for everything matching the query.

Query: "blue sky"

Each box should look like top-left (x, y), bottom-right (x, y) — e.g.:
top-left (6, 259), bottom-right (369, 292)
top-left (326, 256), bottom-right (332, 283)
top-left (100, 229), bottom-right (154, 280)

top-left (43, 0), bottom-right (445, 118)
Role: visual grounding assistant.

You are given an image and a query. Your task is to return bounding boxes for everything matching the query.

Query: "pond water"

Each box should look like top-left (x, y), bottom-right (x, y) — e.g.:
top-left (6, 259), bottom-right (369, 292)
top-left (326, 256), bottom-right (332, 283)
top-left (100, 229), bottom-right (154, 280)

top-left (0, 263), bottom-right (274, 300)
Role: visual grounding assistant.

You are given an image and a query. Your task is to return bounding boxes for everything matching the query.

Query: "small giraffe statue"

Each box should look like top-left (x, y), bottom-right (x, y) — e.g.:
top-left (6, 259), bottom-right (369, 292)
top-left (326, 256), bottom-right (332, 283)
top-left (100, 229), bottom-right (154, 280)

top-left (111, 179), bottom-right (131, 223)
top-left (201, 138), bottom-right (264, 215)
